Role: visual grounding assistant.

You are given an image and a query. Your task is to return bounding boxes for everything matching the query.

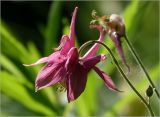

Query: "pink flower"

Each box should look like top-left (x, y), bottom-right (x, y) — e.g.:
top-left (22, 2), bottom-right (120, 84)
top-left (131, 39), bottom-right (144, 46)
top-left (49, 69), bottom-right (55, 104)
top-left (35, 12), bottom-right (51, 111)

top-left (24, 7), bottom-right (119, 102)
top-left (24, 6), bottom-right (78, 90)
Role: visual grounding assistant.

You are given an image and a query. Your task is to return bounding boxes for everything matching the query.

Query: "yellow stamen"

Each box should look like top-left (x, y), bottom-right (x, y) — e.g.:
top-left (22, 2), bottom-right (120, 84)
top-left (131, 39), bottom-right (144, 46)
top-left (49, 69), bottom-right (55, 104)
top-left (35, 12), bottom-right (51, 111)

top-left (57, 82), bottom-right (66, 93)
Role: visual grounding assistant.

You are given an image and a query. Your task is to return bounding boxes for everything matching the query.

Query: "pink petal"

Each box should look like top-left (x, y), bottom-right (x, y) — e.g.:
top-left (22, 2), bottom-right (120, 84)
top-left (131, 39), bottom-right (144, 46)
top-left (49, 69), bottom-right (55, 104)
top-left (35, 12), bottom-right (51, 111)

top-left (54, 35), bottom-right (69, 51)
top-left (82, 25), bottom-right (104, 59)
top-left (24, 51), bottom-right (66, 67)
top-left (81, 54), bottom-right (106, 70)
top-left (48, 51), bottom-right (66, 63)
top-left (110, 31), bottom-right (129, 70)
top-left (93, 66), bottom-right (120, 92)
top-left (23, 57), bottom-right (48, 66)
top-left (60, 35), bottom-right (71, 55)
top-left (69, 7), bottom-right (78, 47)
top-left (66, 63), bottom-right (88, 102)
top-left (54, 7), bottom-right (78, 55)
top-left (65, 47), bottom-right (79, 71)
top-left (36, 62), bottom-right (66, 90)
top-left (54, 35), bottom-right (72, 56)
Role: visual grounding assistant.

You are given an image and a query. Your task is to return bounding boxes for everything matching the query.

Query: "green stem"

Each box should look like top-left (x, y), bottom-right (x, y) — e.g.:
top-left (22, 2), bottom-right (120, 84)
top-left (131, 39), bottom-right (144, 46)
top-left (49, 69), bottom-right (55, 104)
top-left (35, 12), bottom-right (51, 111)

top-left (79, 40), bottom-right (154, 116)
top-left (148, 97), bottom-right (154, 116)
top-left (124, 35), bottom-right (160, 99)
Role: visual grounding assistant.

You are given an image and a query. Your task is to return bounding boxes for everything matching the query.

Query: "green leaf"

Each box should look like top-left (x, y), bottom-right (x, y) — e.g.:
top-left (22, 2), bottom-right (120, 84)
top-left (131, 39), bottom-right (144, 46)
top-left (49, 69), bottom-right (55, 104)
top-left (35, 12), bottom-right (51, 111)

top-left (63, 103), bottom-right (74, 116)
top-left (124, 0), bottom-right (140, 31)
top-left (1, 23), bottom-right (42, 79)
top-left (27, 42), bottom-right (41, 61)
top-left (45, 1), bottom-right (62, 55)
top-left (0, 55), bottom-right (32, 89)
top-left (26, 42), bottom-right (43, 72)
top-left (75, 96), bottom-right (90, 116)
top-left (81, 71), bottom-right (99, 114)
top-left (0, 22), bottom-right (40, 69)
top-left (0, 71), bottom-right (57, 116)
top-left (0, 22), bottom-right (28, 60)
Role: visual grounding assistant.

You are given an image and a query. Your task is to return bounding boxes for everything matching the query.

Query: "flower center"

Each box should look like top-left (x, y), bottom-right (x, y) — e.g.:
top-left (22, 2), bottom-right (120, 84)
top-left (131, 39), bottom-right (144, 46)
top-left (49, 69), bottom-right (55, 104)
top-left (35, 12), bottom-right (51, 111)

top-left (57, 82), bottom-right (66, 92)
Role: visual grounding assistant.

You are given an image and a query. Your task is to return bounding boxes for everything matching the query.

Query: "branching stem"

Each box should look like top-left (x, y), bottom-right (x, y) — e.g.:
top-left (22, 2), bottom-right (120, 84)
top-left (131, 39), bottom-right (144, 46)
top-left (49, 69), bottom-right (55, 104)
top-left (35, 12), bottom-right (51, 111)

top-left (79, 40), bottom-right (154, 116)
top-left (124, 35), bottom-right (159, 99)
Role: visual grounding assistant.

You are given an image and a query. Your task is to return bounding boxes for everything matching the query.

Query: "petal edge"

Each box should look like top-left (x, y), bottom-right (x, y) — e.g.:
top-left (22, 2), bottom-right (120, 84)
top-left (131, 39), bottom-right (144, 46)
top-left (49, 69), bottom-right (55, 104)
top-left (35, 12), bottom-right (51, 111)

top-left (93, 66), bottom-right (120, 92)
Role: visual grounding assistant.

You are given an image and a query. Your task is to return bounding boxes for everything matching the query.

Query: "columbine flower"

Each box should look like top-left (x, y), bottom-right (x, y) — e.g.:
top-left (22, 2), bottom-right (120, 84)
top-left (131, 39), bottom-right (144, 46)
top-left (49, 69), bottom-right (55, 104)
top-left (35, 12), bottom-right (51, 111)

top-left (90, 11), bottom-right (129, 69)
top-left (24, 7), bottom-right (119, 102)
top-left (24, 6), bottom-right (78, 91)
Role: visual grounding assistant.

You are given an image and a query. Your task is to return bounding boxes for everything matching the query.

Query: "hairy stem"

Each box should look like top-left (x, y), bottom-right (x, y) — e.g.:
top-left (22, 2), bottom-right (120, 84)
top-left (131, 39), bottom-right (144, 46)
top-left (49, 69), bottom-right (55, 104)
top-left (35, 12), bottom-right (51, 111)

top-left (124, 35), bottom-right (159, 99)
top-left (79, 40), bottom-right (154, 116)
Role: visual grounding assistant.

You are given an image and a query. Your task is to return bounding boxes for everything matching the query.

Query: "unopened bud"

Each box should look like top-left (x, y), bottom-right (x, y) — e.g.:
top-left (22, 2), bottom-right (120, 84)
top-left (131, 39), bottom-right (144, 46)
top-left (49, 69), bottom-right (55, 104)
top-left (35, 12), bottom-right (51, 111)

top-left (110, 14), bottom-right (124, 24)
top-left (146, 85), bottom-right (153, 97)
top-left (108, 14), bottom-right (125, 36)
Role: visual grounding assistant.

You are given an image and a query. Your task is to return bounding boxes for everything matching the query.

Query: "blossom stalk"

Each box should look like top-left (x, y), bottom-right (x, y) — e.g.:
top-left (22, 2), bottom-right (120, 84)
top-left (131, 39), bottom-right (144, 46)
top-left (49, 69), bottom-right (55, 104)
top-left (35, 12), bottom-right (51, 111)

top-left (79, 40), bottom-right (155, 116)
top-left (124, 35), bottom-right (160, 99)
top-left (90, 10), bottom-right (159, 99)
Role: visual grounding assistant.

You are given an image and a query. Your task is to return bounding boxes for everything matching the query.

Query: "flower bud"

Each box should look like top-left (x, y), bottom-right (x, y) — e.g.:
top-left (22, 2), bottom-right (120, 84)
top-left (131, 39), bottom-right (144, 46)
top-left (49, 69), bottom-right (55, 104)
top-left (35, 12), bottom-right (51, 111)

top-left (107, 14), bottom-right (129, 71)
top-left (146, 85), bottom-right (153, 97)
top-left (108, 14), bottom-right (125, 37)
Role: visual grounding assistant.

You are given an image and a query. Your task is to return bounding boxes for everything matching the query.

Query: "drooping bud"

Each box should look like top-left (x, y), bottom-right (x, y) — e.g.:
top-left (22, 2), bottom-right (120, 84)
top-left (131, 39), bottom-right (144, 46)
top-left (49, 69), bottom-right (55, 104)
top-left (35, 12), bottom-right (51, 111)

top-left (90, 11), bottom-right (129, 70)
top-left (146, 85), bottom-right (153, 97)
top-left (108, 14), bottom-right (125, 37)
top-left (107, 14), bottom-right (129, 70)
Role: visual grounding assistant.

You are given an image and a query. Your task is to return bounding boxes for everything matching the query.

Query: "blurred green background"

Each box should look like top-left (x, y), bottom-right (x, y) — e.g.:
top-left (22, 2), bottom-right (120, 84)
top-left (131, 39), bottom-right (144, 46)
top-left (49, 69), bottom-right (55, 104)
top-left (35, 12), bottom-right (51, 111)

top-left (0, 1), bottom-right (159, 116)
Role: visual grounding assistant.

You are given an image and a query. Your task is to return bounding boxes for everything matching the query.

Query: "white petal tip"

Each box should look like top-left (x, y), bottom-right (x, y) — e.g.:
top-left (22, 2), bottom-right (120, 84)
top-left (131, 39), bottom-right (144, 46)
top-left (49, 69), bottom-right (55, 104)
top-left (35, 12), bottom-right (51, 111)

top-left (101, 54), bottom-right (106, 61)
top-left (110, 88), bottom-right (124, 92)
top-left (23, 64), bottom-right (30, 66)
top-left (35, 87), bottom-right (39, 92)
top-left (116, 89), bottom-right (124, 92)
